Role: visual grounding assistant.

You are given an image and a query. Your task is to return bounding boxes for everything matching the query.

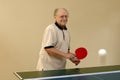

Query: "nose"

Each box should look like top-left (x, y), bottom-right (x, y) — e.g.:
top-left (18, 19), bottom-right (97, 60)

top-left (62, 16), bottom-right (68, 21)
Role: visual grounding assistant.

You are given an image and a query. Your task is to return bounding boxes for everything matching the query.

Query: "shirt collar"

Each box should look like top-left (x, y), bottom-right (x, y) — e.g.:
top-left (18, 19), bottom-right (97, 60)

top-left (55, 22), bottom-right (67, 30)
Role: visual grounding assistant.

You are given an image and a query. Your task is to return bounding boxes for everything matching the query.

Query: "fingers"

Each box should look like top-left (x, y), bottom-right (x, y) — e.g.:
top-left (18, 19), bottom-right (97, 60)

top-left (66, 52), bottom-right (80, 65)
top-left (74, 60), bottom-right (80, 65)
top-left (65, 52), bottom-right (75, 59)
top-left (69, 56), bottom-right (80, 65)
top-left (73, 60), bottom-right (80, 66)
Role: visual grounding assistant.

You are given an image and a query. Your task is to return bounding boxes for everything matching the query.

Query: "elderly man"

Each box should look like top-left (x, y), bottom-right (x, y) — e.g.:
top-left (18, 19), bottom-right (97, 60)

top-left (36, 8), bottom-right (80, 71)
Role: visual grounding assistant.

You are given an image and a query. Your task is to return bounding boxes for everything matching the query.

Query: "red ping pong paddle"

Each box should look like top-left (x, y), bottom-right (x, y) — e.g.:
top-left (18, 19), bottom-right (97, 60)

top-left (75, 47), bottom-right (88, 60)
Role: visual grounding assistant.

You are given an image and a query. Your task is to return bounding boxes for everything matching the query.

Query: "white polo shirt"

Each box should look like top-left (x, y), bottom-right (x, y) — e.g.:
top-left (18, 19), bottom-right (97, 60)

top-left (36, 22), bottom-right (70, 70)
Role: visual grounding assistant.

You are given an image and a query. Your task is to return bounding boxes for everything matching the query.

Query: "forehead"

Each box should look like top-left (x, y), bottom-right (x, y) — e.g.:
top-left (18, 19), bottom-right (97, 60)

top-left (56, 9), bottom-right (68, 16)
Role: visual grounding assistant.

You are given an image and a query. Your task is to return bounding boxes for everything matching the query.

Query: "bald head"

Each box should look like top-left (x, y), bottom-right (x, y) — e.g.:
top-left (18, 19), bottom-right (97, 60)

top-left (54, 8), bottom-right (69, 17)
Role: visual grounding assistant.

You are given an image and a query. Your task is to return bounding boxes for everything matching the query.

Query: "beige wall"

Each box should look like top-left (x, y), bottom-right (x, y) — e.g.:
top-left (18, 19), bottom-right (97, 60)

top-left (0, 0), bottom-right (120, 80)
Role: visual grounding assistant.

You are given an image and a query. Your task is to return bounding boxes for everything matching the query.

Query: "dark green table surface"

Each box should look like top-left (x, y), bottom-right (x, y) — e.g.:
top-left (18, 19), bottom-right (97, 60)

top-left (14, 65), bottom-right (120, 80)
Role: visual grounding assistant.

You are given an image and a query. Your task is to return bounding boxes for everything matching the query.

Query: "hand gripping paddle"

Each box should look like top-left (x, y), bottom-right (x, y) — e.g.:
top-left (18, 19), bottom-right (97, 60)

top-left (75, 47), bottom-right (88, 60)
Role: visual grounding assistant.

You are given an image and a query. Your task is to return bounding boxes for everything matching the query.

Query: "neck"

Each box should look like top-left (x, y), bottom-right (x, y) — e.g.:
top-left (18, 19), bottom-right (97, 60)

top-left (55, 22), bottom-right (67, 30)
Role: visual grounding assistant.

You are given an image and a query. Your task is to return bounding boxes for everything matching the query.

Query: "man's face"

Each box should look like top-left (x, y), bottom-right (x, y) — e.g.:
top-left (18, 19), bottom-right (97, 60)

top-left (54, 9), bottom-right (68, 27)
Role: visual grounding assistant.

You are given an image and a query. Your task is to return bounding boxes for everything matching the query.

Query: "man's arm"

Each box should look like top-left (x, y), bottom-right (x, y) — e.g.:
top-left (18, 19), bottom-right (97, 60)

top-left (45, 48), bottom-right (75, 59)
top-left (45, 48), bottom-right (80, 65)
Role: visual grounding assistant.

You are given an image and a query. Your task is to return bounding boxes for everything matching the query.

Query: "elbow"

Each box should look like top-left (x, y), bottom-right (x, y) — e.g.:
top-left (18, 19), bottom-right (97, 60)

top-left (44, 46), bottom-right (54, 54)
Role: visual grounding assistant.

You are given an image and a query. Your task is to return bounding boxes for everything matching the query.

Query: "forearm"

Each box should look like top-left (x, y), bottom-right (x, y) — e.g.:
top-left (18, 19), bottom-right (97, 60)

top-left (45, 48), bottom-right (80, 65)
top-left (45, 48), bottom-right (73, 59)
top-left (45, 48), bottom-right (66, 58)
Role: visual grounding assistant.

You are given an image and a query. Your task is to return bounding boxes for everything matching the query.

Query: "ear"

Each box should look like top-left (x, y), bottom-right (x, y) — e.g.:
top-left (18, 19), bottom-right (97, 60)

top-left (54, 16), bottom-right (57, 19)
top-left (54, 16), bottom-right (57, 21)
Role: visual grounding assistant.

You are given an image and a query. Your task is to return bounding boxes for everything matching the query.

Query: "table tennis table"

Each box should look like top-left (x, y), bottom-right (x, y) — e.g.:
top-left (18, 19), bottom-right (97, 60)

top-left (14, 65), bottom-right (120, 80)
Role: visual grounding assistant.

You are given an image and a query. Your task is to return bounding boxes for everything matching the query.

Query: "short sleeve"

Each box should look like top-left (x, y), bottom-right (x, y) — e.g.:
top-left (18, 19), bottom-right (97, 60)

top-left (42, 25), bottom-right (57, 48)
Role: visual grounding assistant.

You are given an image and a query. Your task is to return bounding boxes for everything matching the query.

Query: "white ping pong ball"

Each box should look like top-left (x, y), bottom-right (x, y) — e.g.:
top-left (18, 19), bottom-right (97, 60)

top-left (98, 49), bottom-right (107, 56)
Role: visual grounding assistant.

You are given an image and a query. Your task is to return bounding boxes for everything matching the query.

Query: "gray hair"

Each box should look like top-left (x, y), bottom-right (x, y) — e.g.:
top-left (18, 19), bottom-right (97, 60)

top-left (54, 8), bottom-right (69, 16)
